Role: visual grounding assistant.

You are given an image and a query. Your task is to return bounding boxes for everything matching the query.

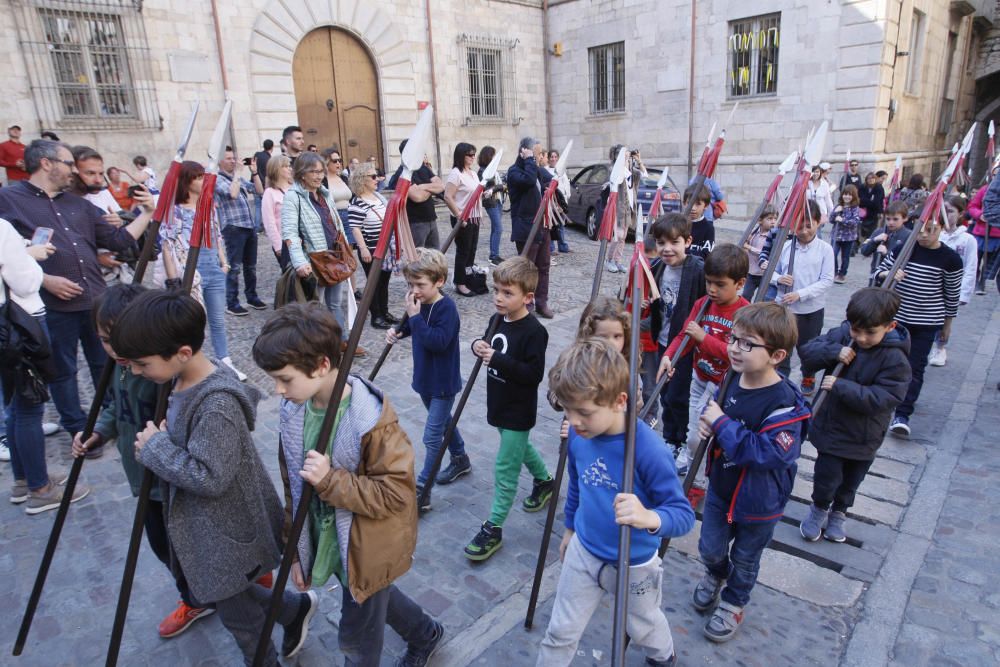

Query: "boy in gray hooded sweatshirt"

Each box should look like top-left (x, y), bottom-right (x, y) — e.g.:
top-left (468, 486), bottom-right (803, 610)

top-left (113, 290), bottom-right (316, 666)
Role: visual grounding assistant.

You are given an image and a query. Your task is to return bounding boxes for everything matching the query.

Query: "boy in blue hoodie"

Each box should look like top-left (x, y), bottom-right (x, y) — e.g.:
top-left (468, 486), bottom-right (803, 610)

top-left (693, 302), bottom-right (810, 643)
top-left (798, 288), bottom-right (911, 542)
top-left (537, 339), bottom-right (695, 666)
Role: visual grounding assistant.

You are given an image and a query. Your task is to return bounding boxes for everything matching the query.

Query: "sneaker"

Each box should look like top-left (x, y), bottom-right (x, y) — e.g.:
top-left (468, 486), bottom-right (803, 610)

top-left (489, 255), bottom-right (503, 266)
top-left (436, 454), bottom-right (472, 485)
top-left (226, 304), bottom-right (249, 316)
top-left (824, 510), bottom-right (848, 543)
top-left (615, 262), bottom-right (627, 273)
top-left (674, 448), bottom-right (691, 477)
top-left (395, 620), bottom-right (445, 667)
top-left (158, 601), bottom-right (216, 638)
top-left (415, 484), bottom-right (432, 513)
top-left (834, 275), bottom-right (846, 284)
top-left (42, 422), bottom-right (60, 436)
top-left (800, 376), bottom-right (816, 397)
top-left (221, 357), bottom-right (248, 382)
top-left (800, 504), bottom-right (829, 542)
top-left (645, 654), bottom-right (677, 667)
top-left (0, 436), bottom-right (9, 462)
top-left (692, 573), bottom-right (724, 612)
top-left (464, 521), bottom-right (503, 561)
top-left (246, 298), bottom-right (268, 310)
top-left (605, 261), bottom-right (620, 273)
top-left (976, 285), bottom-right (987, 296)
top-left (523, 477), bottom-right (554, 512)
top-left (10, 478), bottom-right (28, 504)
top-left (25, 480), bottom-right (90, 515)
top-left (927, 344), bottom-right (946, 367)
top-left (889, 415), bottom-right (910, 437)
top-left (703, 600), bottom-right (744, 643)
top-left (281, 590), bottom-right (318, 658)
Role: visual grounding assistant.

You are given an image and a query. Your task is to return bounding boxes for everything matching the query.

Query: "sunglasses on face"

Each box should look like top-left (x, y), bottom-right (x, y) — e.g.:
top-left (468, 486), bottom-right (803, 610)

top-left (368, 174), bottom-right (378, 180)
top-left (465, 153), bottom-right (476, 158)
top-left (330, 158), bottom-right (342, 164)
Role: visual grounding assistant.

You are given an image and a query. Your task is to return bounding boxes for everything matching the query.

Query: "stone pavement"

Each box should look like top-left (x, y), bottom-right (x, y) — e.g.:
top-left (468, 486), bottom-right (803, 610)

top-left (2, 214), bottom-right (999, 666)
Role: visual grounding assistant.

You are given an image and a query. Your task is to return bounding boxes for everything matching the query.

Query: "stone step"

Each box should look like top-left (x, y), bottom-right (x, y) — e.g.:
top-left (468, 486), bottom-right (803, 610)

top-left (792, 477), bottom-right (902, 526)
top-left (783, 499), bottom-right (895, 554)
top-left (799, 441), bottom-right (917, 482)
top-left (796, 458), bottom-right (912, 505)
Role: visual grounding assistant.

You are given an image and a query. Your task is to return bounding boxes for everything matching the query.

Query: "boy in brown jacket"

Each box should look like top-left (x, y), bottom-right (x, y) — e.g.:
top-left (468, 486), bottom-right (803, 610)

top-left (253, 302), bottom-right (443, 666)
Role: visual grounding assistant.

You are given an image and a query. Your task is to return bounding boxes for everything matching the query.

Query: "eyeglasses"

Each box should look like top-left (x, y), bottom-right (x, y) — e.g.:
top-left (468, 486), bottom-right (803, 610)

top-left (465, 153), bottom-right (476, 158)
top-left (368, 174), bottom-right (378, 180)
top-left (305, 169), bottom-right (325, 175)
top-left (725, 334), bottom-right (772, 353)
top-left (329, 158), bottom-right (342, 164)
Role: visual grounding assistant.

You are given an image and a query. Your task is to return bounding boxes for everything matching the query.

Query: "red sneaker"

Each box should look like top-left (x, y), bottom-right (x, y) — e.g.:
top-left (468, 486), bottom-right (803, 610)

top-left (158, 601), bottom-right (215, 638)
top-left (686, 487), bottom-right (706, 510)
top-left (255, 571), bottom-right (274, 589)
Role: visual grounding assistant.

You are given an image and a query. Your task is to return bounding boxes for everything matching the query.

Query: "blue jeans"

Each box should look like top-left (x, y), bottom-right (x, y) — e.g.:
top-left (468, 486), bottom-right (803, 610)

top-left (46, 309), bottom-right (108, 434)
top-left (698, 490), bottom-right (778, 607)
top-left (254, 196), bottom-right (263, 233)
top-left (549, 225), bottom-right (569, 253)
top-left (896, 323), bottom-right (939, 419)
top-left (198, 251), bottom-right (229, 358)
top-left (486, 205), bottom-right (503, 258)
top-left (834, 240), bottom-right (853, 276)
top-left (416, 393), bottom-right (465, 486)
top-left (6, 316), bottom-right (50, 489)
top-left (320, 282), bottom-right (346, 329)
top-left (222, 225), bottom-right (260, 308)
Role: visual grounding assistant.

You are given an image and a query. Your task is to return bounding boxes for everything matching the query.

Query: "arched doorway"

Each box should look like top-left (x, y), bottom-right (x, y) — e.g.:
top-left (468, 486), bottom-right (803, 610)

top-left (292, 27), bottom-right (382, 164)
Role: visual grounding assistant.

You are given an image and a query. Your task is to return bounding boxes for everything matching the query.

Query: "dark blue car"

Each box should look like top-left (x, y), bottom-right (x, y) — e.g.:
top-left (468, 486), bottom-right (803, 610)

top-left (567, 165), bottom-right (681, 239)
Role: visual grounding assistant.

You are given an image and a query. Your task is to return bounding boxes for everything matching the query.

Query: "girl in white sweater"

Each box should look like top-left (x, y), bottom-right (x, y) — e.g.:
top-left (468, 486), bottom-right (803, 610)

top-left (929, 197), bottom-right (979, 367)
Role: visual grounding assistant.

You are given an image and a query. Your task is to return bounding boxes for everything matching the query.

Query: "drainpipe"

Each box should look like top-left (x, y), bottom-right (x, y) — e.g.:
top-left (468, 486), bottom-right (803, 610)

top-left (542, 0), bottom-right (553, 147)
top-left (425, 0), bottom-right (444, 172)
top-left (686, 0), bottom-right (697, 181)
top-left (209, 0), bottom-right (237, 151)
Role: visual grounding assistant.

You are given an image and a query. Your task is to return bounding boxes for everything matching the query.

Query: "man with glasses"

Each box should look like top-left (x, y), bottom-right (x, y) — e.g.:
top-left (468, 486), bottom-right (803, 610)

top-left (840, 158), bottom-right (863, 192)
top-left (0, 139), bottom-right (155, 438)
top-left (215, 146), bottom-right (266, 316)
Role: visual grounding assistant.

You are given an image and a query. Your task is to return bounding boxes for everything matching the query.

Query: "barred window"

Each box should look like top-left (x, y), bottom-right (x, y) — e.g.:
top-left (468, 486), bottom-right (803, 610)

top-left (728, 14), bottom-right (780, 98)
top-left (589, 42), bottom-right (625, 115)
top-left (11, 0), bottom-right (160, 130)
top-left (459, 34), bottom-right (518, 125)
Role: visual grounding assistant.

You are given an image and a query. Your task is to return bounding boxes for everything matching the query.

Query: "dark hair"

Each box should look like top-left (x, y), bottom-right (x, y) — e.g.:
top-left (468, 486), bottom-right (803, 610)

top-left (252, 302), bottom-right (342, 375)
top-left (24, 139), bottom-right (70, 174)
top-left (478, 145), bottom-right (496, 169)
top-left (885, 201), bottom-right (909, 218)
top-left (682, 184), bottom-right (712, 205)
top-left (875, 170), bottom-right (888, 178)
top-left (133, 155), bottom-right (148, 168)
top-left (609, 144), bottom-right (624, 162)
top-left (71, 145), bottom-right (102, 164)
top-left (176, 160), bottom-right (206, 205)
top-left (263, 139), bottom-right (274, 151)
top-left (906, 173), bottom-right (924, 190)
top-left (760, 204), bottom-right (779, 219)
top-left (846, 287), bottom-right (900, 328)
top-left (111, 290), bottom-right (206, 359)
top-left (704, 243), bottom-right (749, 281)
top-left (650, 212), bottom-right (692, 241)
top-left (840, 184), bottom-right (859, 205)
top-left (803, 199), bottom-right (822, 222)
top-left (282, 125), bottom-right (302, 142)
top-left (452, 142), bottom-right (476, 171)
top-left (733, 302), bottom-right (798, 354)
top-left (643, 234), bottom-right (657, 253)
top-left (40, 131), bottom-right (60, 141)
top-left (945, 195), bottom-right (966, 213)
top-left (93, 283), bottom-right (148, 333)
top-left (224, 145), bottom-right (234, 154)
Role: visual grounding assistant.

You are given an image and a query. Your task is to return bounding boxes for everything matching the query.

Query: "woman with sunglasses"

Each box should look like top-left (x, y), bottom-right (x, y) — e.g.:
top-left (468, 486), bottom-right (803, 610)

top-left (348, 163), bottom-right (396, 328)
top-left (444, 142), bottom-right (483, 296)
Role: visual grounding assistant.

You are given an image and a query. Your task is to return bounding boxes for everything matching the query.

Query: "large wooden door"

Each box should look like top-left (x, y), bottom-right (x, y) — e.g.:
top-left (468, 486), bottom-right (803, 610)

top-left (292, 28), bottom-right (382, 163)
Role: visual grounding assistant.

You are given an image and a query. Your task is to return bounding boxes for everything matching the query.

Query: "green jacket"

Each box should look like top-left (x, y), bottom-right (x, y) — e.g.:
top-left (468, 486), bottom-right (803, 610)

top-left (281, 181), bottom-right (348, 270)
top-left (94, 365), bottom-right (161, 500)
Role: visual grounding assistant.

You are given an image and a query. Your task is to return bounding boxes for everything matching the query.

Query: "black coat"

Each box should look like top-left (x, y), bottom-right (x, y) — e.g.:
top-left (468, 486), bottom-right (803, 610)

top-left (507, 155), bottom-right (553, 242)
top-left (799, 321), bottom-right (912, 460)
top-left (648, 254), bottom-right (706, 345)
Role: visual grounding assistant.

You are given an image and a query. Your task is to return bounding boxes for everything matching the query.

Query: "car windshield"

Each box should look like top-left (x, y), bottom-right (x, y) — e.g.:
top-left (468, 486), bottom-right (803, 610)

top-left (641, 170), bottom-right (663, 189)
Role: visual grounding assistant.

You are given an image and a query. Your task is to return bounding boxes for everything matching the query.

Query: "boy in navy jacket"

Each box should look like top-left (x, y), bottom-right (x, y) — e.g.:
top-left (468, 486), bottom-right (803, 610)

top-left (537, 339), bottom-right (694, 666)
top-left (693, 303), bottom-right (810, 643)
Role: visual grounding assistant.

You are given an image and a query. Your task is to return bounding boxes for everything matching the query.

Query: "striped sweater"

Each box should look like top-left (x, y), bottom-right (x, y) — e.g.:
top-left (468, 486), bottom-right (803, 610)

top-left (874, 243), bottom-right (962, 327)
top-left (347, 193), bottom-right (388, 252)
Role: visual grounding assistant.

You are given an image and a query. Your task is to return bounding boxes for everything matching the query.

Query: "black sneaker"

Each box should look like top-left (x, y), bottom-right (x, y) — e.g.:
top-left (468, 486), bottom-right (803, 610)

top-left (435, 454), bottom-right (471, 485)
top-left (522, 477), bottom-right (554, 512)
top-left (246, 298), bottom-right (268, 310)
top-left (415, 484), bottom-right (432, 513)
top-left (395, 620), bottom-right (444, 667)
top-left (489, 255), bottom-right (504, 265)
top-left (226, 304), bottom-right (249, 316)
top-left (464, 521), bottom-right (502, 561)
top-left (281, 590), bottom-right (318, 658)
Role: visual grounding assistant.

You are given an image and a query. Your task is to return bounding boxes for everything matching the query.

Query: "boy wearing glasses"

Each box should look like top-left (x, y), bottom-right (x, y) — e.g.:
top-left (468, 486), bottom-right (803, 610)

top-left (692, 302), bottom-right (810, 643)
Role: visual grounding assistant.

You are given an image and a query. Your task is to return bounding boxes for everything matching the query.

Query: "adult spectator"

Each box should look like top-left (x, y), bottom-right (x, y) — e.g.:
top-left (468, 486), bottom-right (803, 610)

top-left (840, 158), bottom-right (863, 191)
top-left (215, 146), bottom-right (265, 316)
top-left (261, 154), bottom-right (292, 268)
top-left (106, 167), bottom-right (134, 211)
top-left (858, 171), bottom-right (884, 241)
top-left (0, 124), bottom-right (28, 182)
top-left (388, 139), bottom-right (444, 249)
top-left (545, 147), bottom-right (571, 255)
top-left (444, 142), bottom-right (483, 297)
top-left (323, 149), bottom-right (362, 298)
top-left (283, 152), bottom-right (349, 329)
top-left (282, 125), bottom-right (305, 163)
top-left (346, 157), bottom-right (361, 178)
top-left (254, 138), bottom-right (274, 230)
top-left (348, 161), bottom-right (396, 328)
top-left (130, 155), bottom-right (157, 190)
top-left (479, 145), bottom-right (505, 264)
top-left (0, 139), bottom-right (154, 437)
top-left (807, 165), bottom-right (835, 218)
top-left (307, 144), bottom-right (318, 153)
top-left (1, 216), bottom-right (89, 513)
top-left (73, 145), bottom-right (134, 285)
top-left (507, 137), bottom-right (554, 317)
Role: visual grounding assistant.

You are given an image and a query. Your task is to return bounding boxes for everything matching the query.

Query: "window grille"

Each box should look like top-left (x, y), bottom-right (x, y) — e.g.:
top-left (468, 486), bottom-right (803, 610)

top-left (11, 0), bottom-right (160, 130)
top-left (727, 13), bottom-right (780, 98)
top-left (458, 34), bottom-right (518, 126)
top-left (589, 42), bottom-right (625, 115)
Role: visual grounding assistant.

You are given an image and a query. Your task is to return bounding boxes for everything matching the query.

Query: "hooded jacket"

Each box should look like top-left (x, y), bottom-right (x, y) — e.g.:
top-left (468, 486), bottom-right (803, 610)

top-left (506, 155), bottom-right (553, 241)
top-left (706, 375), bottom-right (811, 524)
top-left (646, 254), bottom-right (706, 344)
top-left (278, 375), bottom-right (417, 605)
top-left (800, 321), bottom-right (911, 460)
top-left (137, 364), bottom-right (281, 604)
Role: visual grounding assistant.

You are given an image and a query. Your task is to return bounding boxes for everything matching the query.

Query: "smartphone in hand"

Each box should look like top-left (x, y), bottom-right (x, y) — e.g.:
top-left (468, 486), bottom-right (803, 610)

top-left (31, 227), bottom-right (53, 246)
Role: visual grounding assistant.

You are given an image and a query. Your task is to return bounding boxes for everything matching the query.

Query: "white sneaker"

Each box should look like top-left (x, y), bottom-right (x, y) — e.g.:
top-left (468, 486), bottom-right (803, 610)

top-left (42, 422), bottom-right (59, 436)
top-left (221, 357), bottom-right (248, 382)
top-left (605, 261), bottom-right (620, 273)
top-left (0, 439), bottom-right (10, 462)
top-left (927, 345), bottom-right (946, 367)
top-left (675, 447), bottom-right (691, 476)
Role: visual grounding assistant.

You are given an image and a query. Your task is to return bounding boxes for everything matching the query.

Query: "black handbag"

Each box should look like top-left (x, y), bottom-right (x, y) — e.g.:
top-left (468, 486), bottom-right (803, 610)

top-left (0, 283), bottom-right (55, 404)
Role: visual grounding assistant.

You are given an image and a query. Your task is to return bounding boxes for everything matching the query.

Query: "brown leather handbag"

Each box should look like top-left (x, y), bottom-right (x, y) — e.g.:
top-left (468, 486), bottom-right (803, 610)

top-left (309, 232), bottom-right (356, 286)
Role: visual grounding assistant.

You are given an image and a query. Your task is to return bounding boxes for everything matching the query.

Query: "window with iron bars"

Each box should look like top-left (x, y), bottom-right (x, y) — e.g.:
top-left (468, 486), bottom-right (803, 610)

top-left (589, 42), bottom-right (625, 115)
top-left (728, 13), bottom-right (780, 98)
top-left (459, 34), bottom-right (518, 125)
top-left (11, 0), bottom-right (160, 131)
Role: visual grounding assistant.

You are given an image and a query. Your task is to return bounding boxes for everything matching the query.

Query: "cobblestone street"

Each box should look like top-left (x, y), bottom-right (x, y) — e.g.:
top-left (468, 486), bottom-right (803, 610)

top-left (2, 214), bottom-right (999, 666)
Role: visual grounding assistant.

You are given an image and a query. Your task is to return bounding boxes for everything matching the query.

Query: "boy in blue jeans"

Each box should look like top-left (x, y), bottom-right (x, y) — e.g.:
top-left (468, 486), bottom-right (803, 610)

top-left (538, 339), bottom-right (694, 666)
top-left (386, 248), bottom-right (471, 511)
top-left (693, 302), bottom-right (810, 642)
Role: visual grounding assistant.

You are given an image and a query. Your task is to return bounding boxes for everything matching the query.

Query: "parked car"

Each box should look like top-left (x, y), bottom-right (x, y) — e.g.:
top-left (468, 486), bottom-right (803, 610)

top-left (566, 165), bottom-right (681, 239)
